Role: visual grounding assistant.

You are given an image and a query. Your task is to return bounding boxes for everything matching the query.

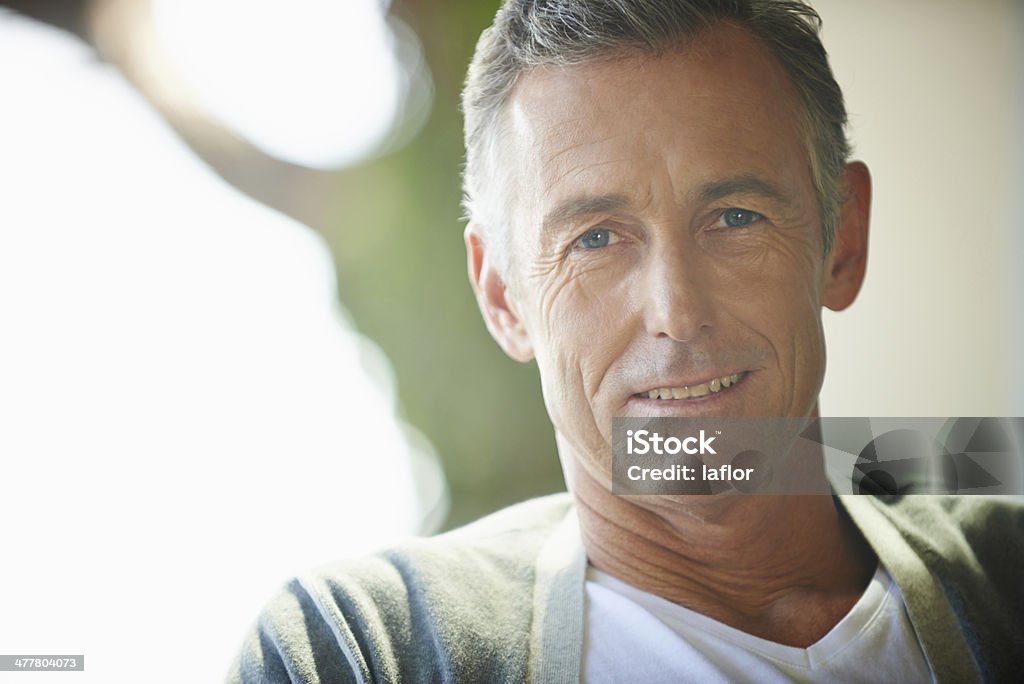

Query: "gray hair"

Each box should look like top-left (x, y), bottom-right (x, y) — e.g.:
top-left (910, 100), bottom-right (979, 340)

top-left (462, 0), bottom-right (849, 266)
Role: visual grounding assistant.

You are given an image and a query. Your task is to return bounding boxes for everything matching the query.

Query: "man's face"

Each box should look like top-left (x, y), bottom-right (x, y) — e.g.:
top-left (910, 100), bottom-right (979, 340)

top-left (477, 25), bottom-right (856, 480)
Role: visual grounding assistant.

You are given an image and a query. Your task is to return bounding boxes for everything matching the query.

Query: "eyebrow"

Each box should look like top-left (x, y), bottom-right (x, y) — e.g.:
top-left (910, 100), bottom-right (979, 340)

top-left (697, 174), bottom-right (792, 206)
top-left (540, 175), bottom-right (793, 236)
top-left (541, 193), bottom-right (632, 236)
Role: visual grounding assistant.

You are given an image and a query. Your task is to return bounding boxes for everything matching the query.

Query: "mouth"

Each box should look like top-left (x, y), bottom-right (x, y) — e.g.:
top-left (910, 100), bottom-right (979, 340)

top-left (633, 371), bottom-right (751, 401)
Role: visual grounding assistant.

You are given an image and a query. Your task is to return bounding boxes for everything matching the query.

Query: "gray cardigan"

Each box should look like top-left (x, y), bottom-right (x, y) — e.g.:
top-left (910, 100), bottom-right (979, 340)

top-left (229, 494), bottom-right (1024, 683)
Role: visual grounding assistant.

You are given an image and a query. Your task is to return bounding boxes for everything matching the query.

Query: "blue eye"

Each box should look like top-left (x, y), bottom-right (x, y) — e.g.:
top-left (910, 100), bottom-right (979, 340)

top-left (577, 228), bottom-right (612, 249)
top-left (720, 208), bottom-right (763, 228)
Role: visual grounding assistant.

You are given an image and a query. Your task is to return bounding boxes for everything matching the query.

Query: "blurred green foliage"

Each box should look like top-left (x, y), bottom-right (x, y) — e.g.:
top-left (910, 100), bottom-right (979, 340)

top-left (321, 1), bottom-right (565, 529)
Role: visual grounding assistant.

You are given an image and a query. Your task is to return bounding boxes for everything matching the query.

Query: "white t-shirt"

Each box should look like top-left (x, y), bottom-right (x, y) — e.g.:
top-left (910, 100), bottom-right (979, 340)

top-left (583, 564), bottom-right (933, 683)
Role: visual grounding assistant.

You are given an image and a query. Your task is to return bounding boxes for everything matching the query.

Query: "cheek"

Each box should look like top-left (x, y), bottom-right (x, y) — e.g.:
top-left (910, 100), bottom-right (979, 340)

top-left (718, 235), bottom-right (827, 369)
top-left (533, 260), bottom-right (625, 361)
top-left (719, 222), bottom-right (824, 314)
top-left (529, 267), bottom-right (632, 427)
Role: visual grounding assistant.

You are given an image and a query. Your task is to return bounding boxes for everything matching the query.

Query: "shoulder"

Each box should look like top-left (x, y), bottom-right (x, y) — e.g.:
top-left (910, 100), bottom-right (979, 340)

top-left (871, 495), bottom-right (1024, 557)
top-left (228, 493), bottom-right (576, 683)
top-left (850, 495), bottom-right (1024, 578)
top-left (309, 492), bottom-right (576, 621)
top-left (853, 496), bottom-right (1024, 656)
top-left (841, 496), bottom-right (1024, 677)
top-left (879, 495), bottom-right (1024, 590)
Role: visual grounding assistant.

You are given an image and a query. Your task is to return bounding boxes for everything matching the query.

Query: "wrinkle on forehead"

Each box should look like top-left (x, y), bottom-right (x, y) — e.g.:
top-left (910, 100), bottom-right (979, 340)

top-left (540, 130), bottom-right (622, 168)
top-left (504, 24), bottom-right (808, 202)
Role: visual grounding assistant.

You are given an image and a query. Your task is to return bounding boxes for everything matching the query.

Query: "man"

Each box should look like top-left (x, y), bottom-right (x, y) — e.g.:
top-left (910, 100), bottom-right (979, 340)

top-left (231, 1), bottom-right (1024, 681)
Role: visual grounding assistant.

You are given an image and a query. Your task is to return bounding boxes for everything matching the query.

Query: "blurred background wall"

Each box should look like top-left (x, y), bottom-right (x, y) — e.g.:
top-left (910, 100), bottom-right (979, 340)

top-left (815, 0), bottom-right (1024, 419)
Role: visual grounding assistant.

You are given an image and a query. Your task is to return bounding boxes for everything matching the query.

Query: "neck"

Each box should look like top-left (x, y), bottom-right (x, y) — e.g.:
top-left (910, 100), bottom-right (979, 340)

top-left (562, 436), bottom-right (877, 647)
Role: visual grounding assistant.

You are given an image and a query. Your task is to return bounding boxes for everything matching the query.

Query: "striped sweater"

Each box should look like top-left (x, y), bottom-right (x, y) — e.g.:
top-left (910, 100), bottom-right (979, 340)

top-left (229, 494), bottom-right (1024, 683)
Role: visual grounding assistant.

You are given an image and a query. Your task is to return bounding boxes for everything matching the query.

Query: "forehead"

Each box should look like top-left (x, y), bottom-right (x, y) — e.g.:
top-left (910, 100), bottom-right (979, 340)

top-left (503, 23), bottom-right (811, 232)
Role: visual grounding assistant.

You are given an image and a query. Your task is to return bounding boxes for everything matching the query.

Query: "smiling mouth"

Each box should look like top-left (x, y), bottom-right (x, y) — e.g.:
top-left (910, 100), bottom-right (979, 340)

top-left (635, 371), bottom-right (750, 400)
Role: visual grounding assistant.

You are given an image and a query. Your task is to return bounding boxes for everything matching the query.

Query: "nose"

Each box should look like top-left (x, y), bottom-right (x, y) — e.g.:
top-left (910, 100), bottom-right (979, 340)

top-left (641, 240), bottom-right (714, 343)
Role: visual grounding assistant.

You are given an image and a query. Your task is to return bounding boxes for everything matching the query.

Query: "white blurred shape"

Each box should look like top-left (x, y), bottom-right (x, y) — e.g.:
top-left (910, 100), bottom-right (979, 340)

top-left (0, 10), bottom-right (444, 683)
top-left (150, 0), bottom-right (428, 168)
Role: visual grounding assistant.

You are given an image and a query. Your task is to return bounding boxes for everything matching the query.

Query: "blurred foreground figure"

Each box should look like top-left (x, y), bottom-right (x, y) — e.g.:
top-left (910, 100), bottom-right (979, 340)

top-left (0, 9), bottom-right (444, 682)
top-left (234, 1), bottom-right (1023, 682)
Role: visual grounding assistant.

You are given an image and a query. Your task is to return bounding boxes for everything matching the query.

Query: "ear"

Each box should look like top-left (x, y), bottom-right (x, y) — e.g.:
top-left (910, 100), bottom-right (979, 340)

top-left (823, 161), bottom-right (871, 312)
top-left (464, 223), bottom-right (535, 362)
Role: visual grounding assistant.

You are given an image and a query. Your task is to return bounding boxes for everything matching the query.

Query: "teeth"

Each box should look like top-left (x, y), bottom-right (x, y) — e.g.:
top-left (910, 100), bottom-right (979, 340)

top-left (643, 372), bottom-right (745, 401)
